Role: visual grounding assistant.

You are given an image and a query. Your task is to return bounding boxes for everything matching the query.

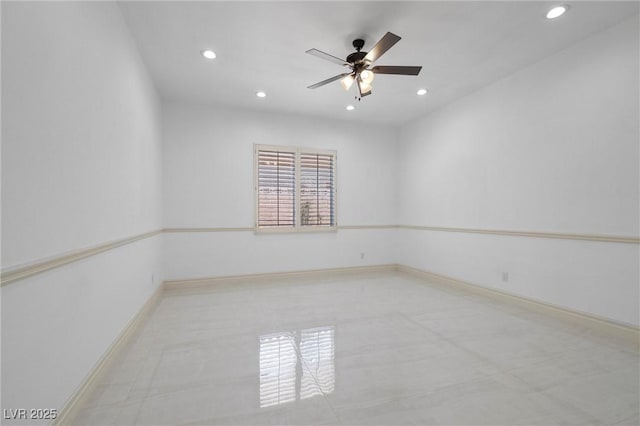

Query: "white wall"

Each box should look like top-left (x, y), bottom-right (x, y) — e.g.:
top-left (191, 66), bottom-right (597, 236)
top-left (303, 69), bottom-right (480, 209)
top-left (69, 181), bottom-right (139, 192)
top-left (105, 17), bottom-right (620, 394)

top-left (162, 102), bottom-right (398, 280)
top-left (397, 16), bottom-right (639, 326)
top-left (1, 2), bottom-right (163, 421)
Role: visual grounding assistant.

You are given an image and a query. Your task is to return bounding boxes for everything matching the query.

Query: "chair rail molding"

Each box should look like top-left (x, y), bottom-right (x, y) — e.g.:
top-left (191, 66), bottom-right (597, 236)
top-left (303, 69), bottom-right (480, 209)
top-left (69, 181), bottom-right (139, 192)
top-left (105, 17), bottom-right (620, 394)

top-left (397, 224), bottom-right (639, 244)
top-left (2, 224), bottom-right (637, 286)
top-left (1, 230), bottom-right (163, 286)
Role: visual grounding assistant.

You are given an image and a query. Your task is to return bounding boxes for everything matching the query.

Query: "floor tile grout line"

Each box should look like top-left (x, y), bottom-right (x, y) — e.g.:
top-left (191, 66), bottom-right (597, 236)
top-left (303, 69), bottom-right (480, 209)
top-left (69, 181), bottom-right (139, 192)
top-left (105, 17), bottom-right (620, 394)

top-left (291, 335), bottom-right (344, 425)
top-left (398, 310), bottom-right (615, 424)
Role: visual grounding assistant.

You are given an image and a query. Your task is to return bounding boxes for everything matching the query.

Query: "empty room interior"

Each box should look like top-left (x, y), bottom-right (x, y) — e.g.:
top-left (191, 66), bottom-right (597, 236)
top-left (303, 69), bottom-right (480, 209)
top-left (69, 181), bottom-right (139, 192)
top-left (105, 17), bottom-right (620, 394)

top-left (2, 1), bottom-right (639, 425)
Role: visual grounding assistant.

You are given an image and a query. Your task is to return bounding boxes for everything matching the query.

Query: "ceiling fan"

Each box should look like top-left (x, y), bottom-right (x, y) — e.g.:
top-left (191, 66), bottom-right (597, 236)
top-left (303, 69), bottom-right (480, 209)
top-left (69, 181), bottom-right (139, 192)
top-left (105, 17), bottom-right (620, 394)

top-left (306, 32), bottom-right (422, 100)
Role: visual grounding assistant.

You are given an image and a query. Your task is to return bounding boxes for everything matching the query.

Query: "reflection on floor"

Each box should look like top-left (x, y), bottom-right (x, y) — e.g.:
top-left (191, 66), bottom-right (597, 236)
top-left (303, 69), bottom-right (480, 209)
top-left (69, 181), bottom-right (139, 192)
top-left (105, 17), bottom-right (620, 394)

top-left (73, 271), bottom-right (639, 425)
top-left (259, 327), bottom-right (334, 408)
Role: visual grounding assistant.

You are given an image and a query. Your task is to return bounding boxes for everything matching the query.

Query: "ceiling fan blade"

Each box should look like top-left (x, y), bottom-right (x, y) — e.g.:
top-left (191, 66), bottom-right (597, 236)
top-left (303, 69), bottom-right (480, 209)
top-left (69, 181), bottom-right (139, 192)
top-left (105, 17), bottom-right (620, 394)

top-left (306, 49), bottom-right (350, 66)
top-left (307, 73), bottom-right (351, 89)
top-left (363, 32), bottom-right (401, 64)
top-left (371, 65), bottom-right (422, 76)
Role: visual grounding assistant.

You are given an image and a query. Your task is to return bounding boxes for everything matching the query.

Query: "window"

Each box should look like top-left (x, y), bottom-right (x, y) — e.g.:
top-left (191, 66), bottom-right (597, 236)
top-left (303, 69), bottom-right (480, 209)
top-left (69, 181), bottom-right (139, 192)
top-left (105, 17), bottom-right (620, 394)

top-left (255, 145), bottom-right (336, 231)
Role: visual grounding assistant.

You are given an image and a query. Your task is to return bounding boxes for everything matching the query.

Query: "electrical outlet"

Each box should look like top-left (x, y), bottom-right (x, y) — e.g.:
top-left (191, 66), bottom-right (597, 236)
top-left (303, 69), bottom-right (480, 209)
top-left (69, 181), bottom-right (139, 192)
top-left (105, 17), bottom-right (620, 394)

top-left (501, 272), bottom-right (509, 282)
top-left (360, 252), bottom-right (365, 260)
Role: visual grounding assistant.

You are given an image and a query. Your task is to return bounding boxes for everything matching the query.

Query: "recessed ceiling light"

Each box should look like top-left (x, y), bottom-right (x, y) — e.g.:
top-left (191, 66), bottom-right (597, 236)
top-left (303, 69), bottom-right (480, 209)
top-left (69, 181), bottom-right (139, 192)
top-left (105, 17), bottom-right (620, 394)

top-left (201, 49), bottom-right (216, 59)
top-left (417, 88), bottom-right (428, 96)
top-left (256, 91), bottom-right (267, 98)
top-left (546, 5), bottom-right (567, 19)
top-left (346, 105), bottom-right (355, 111)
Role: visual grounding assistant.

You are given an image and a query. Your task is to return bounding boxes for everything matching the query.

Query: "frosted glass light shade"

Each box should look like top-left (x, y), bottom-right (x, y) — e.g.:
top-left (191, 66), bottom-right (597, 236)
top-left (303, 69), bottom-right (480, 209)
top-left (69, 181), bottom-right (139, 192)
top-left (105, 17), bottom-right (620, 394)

top-left (340, 75), bottom-right (355, 91)
top-left (360, 70), bottom-right (375, 84)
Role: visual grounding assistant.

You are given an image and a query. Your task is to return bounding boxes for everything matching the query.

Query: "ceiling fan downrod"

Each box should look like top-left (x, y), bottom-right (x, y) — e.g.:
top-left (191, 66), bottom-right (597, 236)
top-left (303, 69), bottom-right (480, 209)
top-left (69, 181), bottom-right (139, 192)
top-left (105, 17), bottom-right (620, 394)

top-left (347, 39), bottom-right (368, 65)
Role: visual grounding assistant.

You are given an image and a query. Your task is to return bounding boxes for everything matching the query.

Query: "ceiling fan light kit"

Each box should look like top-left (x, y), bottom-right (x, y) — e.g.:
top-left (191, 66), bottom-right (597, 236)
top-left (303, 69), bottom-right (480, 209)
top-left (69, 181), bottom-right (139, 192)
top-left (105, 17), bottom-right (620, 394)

top-left (340, 75), bottom-right (355, 91)
top-left (306, 32), bottom-right (422, 100)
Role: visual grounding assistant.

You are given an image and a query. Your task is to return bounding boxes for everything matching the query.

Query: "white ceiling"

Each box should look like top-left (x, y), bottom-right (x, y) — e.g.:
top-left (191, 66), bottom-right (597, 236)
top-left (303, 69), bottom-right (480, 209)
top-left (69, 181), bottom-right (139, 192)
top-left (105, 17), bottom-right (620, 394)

top-left (118, 1), bottom-right (638, 126)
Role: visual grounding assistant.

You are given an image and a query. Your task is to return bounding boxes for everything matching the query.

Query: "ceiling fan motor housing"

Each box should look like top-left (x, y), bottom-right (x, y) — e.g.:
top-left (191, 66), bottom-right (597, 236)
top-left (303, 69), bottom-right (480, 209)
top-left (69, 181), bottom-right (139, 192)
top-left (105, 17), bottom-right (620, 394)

top-left (347, 38), bottom-right (368, 65)
top-left (347, 51), bottom-right (368, 64)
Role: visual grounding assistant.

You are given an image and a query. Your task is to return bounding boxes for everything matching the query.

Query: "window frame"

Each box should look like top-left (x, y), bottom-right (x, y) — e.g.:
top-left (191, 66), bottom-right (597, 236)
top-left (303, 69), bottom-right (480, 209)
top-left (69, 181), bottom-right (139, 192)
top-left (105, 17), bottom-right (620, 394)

top-left (254, 144), bottom-right (337, 233)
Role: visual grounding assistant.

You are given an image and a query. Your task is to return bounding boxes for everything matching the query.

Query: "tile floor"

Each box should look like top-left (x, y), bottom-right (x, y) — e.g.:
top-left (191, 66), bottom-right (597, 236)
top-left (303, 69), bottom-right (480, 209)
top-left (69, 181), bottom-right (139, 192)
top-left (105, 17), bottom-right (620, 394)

top-left (74, 271), bottom-right (639, 425)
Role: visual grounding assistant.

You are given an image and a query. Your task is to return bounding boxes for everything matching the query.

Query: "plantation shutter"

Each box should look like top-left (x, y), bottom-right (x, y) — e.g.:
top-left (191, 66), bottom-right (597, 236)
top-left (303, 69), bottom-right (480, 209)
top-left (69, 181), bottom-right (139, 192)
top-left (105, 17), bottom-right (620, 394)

top-left (300, 152), bottom-right (335, 227)
top-left (257, 149), bottom-right (296, 228)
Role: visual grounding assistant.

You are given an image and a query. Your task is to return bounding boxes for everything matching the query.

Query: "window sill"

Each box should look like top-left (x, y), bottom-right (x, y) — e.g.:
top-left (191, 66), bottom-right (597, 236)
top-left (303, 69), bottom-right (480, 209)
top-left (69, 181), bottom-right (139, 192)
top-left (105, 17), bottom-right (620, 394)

top-left (255, 226), bottom-right (337, 234)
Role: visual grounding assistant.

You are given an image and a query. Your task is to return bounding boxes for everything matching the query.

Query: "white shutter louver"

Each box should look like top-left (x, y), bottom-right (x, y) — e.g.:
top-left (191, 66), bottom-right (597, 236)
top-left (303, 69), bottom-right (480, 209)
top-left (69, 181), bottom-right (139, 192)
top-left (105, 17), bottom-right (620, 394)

top-left (300, 152), bottom-right (335, 227)
top-left (257, 149), bottom-right (296, 228)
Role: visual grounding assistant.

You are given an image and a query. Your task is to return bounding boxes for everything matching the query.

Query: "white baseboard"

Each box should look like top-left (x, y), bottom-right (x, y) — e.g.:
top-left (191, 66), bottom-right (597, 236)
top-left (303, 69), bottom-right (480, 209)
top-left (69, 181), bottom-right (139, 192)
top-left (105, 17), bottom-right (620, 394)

top-left (53, 284), bottom-right (164, 425)
top-left (397, 264), bottom-right (639, 350)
